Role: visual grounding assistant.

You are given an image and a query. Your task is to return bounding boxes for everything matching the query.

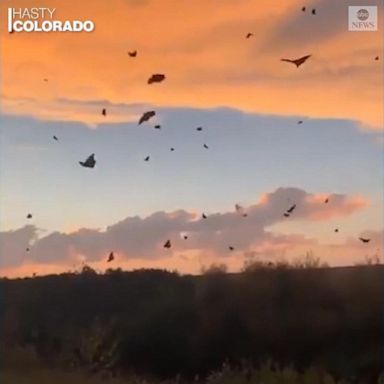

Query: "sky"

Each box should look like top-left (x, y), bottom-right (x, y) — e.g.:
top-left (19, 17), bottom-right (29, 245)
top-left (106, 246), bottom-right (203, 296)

top-left (0, 0), bottom-right (383, 277)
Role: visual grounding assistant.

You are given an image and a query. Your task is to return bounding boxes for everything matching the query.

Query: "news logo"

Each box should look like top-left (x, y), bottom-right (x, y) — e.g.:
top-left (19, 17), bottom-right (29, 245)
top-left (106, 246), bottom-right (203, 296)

top-left (7, 8), bottom-right (95, 33)
top-left (348, 6), bottom-right (377, 31)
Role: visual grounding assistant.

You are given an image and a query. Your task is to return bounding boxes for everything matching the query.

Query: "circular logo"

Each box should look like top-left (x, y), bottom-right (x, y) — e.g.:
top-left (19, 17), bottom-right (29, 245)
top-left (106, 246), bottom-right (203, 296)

top-left (357, 8), bottom-right (369, 21)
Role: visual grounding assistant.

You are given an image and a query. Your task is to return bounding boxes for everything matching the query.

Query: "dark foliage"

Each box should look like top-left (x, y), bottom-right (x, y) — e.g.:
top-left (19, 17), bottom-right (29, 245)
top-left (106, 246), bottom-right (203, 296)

top-left (1, 266), bottom-right (383, 382)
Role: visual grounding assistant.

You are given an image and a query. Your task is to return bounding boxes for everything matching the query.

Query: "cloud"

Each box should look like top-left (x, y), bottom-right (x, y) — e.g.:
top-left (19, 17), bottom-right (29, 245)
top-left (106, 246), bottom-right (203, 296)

top-left (339, 229), bottom-right (384, 250)
top-left (264, 0), bottom-right (383, 52)
top-left (309, 229), bottom-right (384, 266)
top-left (0, 187), bottom-right (370, 270)
top-left (2, 96), bottom-right (153, 126)
top-left (253, 188), bottom-right (368, 223)
top-left (1, 0), bottom-right (382, 127)
top-left (0, 225), bottom-right (39, 267)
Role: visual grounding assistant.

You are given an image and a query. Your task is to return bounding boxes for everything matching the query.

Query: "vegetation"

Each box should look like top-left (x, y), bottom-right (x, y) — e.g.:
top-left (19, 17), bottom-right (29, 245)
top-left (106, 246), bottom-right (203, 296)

top-left (0, 354), bottom-right (363, 384)
top-left (1, 264), bottom-right (383, 383)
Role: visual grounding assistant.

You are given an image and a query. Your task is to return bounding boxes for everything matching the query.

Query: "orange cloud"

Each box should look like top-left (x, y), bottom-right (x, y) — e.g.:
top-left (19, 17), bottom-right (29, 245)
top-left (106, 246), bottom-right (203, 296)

top-left (3, 229), bottom-right (382, 279)
top-left (0, 187), bottom-right (373, 277)
top-left (257, 189), bottom-right (369, 222)
top-left (1, 0), bottom-right (382, 127)
top-left (304, 194), bottom-right (368, 220)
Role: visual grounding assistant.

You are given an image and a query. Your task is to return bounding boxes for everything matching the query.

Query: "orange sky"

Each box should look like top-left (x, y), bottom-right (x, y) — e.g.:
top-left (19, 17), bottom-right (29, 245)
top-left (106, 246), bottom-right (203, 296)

top-left (1, 0), bottom-right (383, 127)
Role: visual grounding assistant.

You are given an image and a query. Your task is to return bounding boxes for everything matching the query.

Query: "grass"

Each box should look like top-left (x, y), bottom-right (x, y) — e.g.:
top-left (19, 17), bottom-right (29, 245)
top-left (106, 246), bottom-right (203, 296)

top-left (0, 370), bottom-right (128, 384)
top-left (0, 367), bottom-right (353, 384)
top-left (0, 347), bottom-right (355, 384)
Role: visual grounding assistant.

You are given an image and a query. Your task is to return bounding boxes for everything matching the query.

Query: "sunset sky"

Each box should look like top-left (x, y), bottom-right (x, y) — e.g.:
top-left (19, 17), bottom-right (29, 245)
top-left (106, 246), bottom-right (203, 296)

top-left (0, 0), bottom-right (383, 277)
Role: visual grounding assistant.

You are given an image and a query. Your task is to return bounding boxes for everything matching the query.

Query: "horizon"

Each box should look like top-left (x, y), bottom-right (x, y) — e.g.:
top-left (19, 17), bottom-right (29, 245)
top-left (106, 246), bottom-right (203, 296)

top-left (3, 262), bottom-right (383, 282)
